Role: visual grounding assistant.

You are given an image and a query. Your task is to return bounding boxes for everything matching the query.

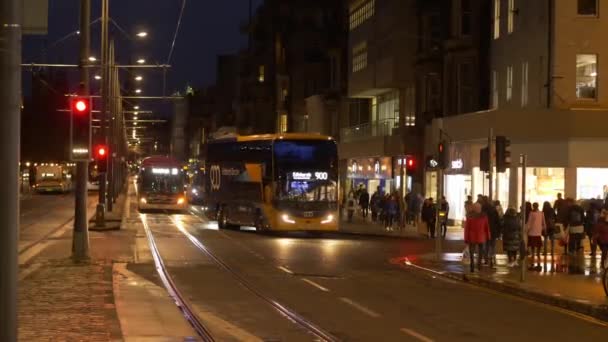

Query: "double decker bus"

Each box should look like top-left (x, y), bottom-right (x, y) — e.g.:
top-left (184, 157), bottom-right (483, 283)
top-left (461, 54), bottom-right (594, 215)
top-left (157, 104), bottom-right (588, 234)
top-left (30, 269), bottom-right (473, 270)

top-left (136, 156), bottom-right (187, 211)
top-left (205, 133), bottom-right (339, 232)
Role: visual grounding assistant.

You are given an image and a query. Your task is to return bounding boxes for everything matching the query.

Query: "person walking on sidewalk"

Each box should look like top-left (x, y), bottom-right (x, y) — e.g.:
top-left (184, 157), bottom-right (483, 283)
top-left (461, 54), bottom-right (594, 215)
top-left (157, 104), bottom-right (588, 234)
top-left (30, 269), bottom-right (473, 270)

top-left (526, 202), bottom-right (546, 268)
top-left (370, 188), bottom-right (381, 222)
top-left (503, 208), bottom-right (521, 266)
top-left (567, 199), bottom-right (586, 254)
top-left (359, 188), bottom-right (370, 219)
top-left (384, 194), bottom-right (398, 231)
top-left (592, 209), bottom-right (608, 268)
top-left (465, 203), bottom-right (490, 272)
top-left (585, 201), bottom-right (600, 258)
top-left (346, 192), bottom-right (356, 223)
top-left (542, 201), bottom-right (557, 255)
top-left (439, 196), bottom-right (449, 238)
top-left (422, 198), bottom-right (437, 238)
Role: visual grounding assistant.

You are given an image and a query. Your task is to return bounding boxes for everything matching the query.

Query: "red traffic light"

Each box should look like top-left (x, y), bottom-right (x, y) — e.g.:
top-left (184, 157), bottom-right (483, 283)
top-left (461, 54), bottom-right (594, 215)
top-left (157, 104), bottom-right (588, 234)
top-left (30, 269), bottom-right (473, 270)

top-left (72, 98), bottom-right (90, 113)
top-left (95, 145), bottom-right (108, 159)
top-left (407, 158), bottom-right (414, 168)
top-left (98, 147), bottom-right (106, 156)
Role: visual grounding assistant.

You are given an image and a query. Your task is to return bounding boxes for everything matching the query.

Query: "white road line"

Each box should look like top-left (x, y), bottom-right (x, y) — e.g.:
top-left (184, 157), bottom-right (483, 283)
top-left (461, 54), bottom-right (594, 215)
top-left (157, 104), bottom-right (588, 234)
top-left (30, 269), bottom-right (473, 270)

top-left (339, 297), bottom-right (381, 318)
top-left (277, 266), bottom-right (294, 274)
top-left (400, 328), bottom-right (434, 342)
top-left (301, 278), bottom-right (330, 292)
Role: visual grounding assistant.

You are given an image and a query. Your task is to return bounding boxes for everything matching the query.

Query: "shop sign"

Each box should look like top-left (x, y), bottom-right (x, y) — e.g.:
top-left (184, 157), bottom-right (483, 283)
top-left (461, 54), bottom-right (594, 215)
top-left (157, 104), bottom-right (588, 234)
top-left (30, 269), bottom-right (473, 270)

top-left (426, 156), bottom-right (439, 169)
top-left (451, 159), bottom-right (464, 170)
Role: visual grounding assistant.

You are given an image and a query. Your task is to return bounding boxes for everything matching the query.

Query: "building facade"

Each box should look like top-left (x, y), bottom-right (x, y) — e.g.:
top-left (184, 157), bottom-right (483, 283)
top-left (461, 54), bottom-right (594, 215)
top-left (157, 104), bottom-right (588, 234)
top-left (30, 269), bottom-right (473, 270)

top-left (428, 0), bottom-right (608, 223)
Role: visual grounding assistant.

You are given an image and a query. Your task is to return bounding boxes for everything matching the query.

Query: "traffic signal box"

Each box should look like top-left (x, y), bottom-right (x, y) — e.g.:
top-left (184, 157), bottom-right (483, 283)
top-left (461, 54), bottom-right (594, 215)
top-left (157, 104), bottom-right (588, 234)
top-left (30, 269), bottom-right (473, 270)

top-left (70, 97), bottom-right (92, 161)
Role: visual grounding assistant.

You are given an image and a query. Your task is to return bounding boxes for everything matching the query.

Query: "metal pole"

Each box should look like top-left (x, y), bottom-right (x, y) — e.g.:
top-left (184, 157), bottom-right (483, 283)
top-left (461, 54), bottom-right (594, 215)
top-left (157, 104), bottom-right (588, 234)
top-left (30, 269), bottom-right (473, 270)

top-left (107, 39), bottom-right (114, 211)
top-left (0, 0), bottom-right (21, 339)
top-left (435, 168), bottom-right (443, 260)
top-left (520, 154), bottom-right (527, 282)
top-left (488, 128), bottom-right (494, 201)
top-left (96, 0), bottom-right (109, 224)
top-left (73, 0), bottom-right (91, 259)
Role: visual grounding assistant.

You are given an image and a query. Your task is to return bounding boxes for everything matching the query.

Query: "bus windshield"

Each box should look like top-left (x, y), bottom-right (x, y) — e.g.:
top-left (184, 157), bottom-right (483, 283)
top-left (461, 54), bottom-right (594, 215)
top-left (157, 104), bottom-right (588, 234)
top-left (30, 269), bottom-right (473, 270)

top-left (140, 169), bottom-right (184, 194)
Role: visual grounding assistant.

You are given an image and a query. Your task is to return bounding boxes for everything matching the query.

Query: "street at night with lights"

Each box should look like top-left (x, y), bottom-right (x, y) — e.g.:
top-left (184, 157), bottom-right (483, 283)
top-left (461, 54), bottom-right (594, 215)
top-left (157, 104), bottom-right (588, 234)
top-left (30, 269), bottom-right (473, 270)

top-left (2, 0), bottom-right (608, 341)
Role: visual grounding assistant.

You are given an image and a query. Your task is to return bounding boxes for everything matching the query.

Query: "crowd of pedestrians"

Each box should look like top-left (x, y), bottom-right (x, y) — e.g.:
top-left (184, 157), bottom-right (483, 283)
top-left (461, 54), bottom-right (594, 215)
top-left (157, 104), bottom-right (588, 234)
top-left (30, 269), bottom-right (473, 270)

top-left (463, 192), bottom-right (608, 273)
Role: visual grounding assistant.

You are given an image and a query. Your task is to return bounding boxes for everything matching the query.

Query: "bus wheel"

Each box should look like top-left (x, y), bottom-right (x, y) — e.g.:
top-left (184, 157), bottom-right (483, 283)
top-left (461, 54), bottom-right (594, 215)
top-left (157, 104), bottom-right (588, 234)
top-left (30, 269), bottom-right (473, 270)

top-left (254, 216), bottom-right (264, 232)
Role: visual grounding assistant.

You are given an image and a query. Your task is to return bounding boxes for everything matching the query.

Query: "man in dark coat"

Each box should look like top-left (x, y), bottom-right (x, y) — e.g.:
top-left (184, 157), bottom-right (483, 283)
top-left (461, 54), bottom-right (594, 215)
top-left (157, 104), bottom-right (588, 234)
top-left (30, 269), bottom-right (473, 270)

top-left (359, 189), bottom-right (370, 218)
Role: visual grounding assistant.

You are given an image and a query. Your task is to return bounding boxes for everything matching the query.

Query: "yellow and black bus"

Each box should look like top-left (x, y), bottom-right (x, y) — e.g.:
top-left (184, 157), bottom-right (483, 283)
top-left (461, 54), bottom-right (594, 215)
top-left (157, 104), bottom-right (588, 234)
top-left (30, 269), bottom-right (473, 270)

top-left (205, 133), bottom-right (338, 232)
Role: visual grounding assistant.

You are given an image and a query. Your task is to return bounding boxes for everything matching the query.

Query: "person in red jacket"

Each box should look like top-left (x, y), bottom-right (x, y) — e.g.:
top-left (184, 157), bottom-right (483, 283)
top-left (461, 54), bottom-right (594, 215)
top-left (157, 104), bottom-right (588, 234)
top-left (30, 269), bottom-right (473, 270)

top-left (465, 203), bottom-right (491, 272)
top-left (593, 209), bottom-right (608, 268)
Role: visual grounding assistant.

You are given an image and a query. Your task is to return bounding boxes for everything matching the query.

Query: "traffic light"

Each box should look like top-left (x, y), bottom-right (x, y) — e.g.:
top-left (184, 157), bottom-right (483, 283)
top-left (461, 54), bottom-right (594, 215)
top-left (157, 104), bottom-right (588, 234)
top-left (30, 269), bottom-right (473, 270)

top-left (70, 97), bottom-right (92, 161)
top-left (438, 140), bottom-right (448, 169)
top-left (406, 157), bottom-right (416, 173)
top-left (95, 145), bottom-right (108, 173)
top-left (496, 135), bottom-right (511, 172)
top-left (480, 147), bottom-right (490, 172)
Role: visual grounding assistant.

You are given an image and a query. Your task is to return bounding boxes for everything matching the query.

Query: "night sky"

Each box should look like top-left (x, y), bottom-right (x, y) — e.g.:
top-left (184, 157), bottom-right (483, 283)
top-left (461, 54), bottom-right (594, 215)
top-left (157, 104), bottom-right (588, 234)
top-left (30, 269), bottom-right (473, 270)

top-left (23, 0), bottom-right (263, 96)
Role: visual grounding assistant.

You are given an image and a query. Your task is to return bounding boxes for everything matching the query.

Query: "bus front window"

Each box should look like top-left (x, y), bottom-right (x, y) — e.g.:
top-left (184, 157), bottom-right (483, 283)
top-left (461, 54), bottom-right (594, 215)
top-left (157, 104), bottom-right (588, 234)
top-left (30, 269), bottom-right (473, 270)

top-left (141, 172), bottom-right (183, 194)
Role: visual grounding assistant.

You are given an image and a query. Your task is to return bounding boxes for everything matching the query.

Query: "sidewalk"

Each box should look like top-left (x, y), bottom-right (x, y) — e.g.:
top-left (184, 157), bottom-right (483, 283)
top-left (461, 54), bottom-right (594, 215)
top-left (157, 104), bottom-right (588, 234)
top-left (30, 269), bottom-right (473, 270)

top-left (403, 250), bottom-right (608, 321)
top-left (18, 184), bottom-right (198, 341)
top-left (339, 213), bottom-right (464, 240)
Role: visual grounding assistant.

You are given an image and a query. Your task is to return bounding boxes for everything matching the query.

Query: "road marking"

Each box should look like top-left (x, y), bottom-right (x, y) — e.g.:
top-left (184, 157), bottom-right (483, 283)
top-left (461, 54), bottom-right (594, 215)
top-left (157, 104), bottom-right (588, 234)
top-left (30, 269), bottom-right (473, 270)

top-left (19, 263), bottom-right (43, 281)
top-left (301, 278), bottom-right (330, 292)
top-left (400, 328), bottom-right (434, 342)
top-left (339, 297), bottom-right (380, 318)
top-left (278, 266), bottom-right (294, 274)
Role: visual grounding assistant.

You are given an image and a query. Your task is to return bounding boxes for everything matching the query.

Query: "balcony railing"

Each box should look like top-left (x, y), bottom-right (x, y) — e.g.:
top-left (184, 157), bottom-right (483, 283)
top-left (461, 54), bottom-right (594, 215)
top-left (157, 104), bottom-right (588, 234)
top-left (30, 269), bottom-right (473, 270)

top-left (340, 119), bottom-right (399, 143)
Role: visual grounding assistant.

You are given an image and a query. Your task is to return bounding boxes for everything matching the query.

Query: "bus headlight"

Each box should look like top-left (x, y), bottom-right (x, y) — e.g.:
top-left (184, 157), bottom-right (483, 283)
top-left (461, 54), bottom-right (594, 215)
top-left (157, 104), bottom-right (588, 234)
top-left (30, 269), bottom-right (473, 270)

top-left (321, 214), bottom-right (334, 224)
top-left (177, 197), bottom-right (186, 205)
top-left (281, 214), bottom-right (296, 224)
top-left (140, 197), bottom-right (147, 204)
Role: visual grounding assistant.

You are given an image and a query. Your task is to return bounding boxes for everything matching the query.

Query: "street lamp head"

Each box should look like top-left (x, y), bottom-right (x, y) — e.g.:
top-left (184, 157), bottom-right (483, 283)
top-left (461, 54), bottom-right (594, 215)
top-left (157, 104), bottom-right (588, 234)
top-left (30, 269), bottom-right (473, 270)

top-left (135, 76), bottom-right (143, 81)
top-left (134, 106), bottom-right (139, 110)
top-left (136, 31), bottom-right (148, 38)
top-left (94, 75), bottom-right (102, 80)
top-left (135, 89), bottom-right (142, 94)
top-left (136, 59), bottom-right (146, 64)
top-left (88, 56), bottom-right (97, 62)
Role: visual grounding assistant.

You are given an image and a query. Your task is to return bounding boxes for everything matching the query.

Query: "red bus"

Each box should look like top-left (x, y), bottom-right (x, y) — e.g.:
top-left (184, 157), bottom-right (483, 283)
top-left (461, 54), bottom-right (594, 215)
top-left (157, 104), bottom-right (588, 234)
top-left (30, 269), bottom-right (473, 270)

top-left (136, 156), bottom-right (187, 211)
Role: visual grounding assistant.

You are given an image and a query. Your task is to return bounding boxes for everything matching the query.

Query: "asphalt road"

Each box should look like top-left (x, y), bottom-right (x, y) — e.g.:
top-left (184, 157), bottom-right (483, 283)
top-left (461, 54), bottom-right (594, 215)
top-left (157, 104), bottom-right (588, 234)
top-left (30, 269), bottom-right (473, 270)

top-left (137, 209), bottom-right (608, 341)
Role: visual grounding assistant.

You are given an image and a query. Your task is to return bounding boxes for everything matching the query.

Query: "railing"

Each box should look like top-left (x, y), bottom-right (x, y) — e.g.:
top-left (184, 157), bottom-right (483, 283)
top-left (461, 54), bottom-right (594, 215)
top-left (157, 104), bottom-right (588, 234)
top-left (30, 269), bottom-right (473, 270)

top-left (340, 119), bottom-right (399, 143)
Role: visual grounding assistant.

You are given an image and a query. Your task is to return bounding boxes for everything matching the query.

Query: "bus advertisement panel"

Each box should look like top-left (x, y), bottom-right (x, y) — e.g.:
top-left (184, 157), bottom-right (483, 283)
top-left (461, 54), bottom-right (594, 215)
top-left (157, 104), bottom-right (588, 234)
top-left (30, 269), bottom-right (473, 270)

top-left (205, 134), bottom-right (338, 232)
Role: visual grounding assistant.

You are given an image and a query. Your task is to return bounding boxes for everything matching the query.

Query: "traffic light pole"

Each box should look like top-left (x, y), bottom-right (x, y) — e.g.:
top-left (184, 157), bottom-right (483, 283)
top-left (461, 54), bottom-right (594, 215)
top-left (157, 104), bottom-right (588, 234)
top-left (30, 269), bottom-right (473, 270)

top-left (0, 1), bottom-right (21, 339)
top-left (96, 0), bottom-right (109, 226)
top-left (73, 0), bottom-right (91, 259)
top-left (107, 39), bottom-right (114, 212)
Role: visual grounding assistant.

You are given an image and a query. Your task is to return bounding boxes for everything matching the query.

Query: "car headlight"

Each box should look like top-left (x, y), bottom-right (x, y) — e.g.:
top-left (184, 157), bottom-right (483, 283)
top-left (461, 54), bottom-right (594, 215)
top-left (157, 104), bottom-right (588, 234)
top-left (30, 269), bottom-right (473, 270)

top-left (191, 188), bottom-right (198, 195)
top-left (321, 214), bottom-right (334, 224)
top-left (281, 214), bottom-right (296, 224)
top-left (177, 197), bottom-right (186, 205)
top-left (140, 197), bottom-right (147, 204)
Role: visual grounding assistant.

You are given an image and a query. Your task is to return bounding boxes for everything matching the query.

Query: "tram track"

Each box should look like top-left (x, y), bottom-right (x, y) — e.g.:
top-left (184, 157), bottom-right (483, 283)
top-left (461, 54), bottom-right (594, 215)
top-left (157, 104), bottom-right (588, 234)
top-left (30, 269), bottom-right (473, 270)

top-left (141, 211), bottom-right (340, 342)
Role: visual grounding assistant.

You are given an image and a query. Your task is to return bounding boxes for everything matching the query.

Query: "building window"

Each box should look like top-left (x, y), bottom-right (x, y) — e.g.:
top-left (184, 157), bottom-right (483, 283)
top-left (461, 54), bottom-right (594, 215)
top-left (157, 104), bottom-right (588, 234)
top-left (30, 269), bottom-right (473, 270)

top-left (352, 41), bottom-right (368, 73)
top-left (405, 86), bottom-right (416, 127)
top-left (493, 0), bottom-right (501, 39)
top-left (508, 0), bottom-right (515, 33)
top-left (506, 65), bottom-right (513, 102)
top-left (577, 0), bottom-right (598, 16)
top-left (521, 62), bottom-right (528, 107)
top-left (576, 54), bottom-right (597, 99)
top-left (258, 65), bottom-right (265, 83)
top-left (492, 70), bottom-right (499, 108)
top-left (280, 114), bottom-right (288, 133)
top-left (460, 0), bottom-right (473, 36)
top-left (349, 0), bottom-right (375, 31)
top-left (376, 90), bottom-right (399, 125)
top-left (458, 62), bottom-right (475, 113)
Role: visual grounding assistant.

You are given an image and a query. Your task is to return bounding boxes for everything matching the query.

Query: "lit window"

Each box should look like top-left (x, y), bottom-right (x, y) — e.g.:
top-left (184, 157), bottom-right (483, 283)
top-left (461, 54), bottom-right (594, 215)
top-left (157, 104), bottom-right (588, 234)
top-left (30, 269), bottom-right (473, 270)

top-left (576, 54), bottom-right (597, 100)
top-left (352, 41), bottom-right (368, 73)
top-left (521, 62), bottom-right (528, 107)
top-left (258, 65), bottom-right (265, 83)
top-left (508, 0), bottom-right (515, 34)
top-left (494, 0), bottom-right (501, 39)
top-left (280, 114), bottom-right (288, 133)
top-left (492, 70), bottom-right (499, 108)
top-left (404, 86), bottom-right (416, 127)
top-left (506, 65), bottom-right (513, 102)
top-left (577, 0), bottom-right (598, 16)
top-left (349, 0), bottom-right (375, 31)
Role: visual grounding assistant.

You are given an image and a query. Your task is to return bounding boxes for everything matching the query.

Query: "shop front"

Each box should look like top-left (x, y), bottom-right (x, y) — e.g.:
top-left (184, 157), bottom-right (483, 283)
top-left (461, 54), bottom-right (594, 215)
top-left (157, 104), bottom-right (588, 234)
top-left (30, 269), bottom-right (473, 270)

top-left (346, 157), bottom-right (393, 196)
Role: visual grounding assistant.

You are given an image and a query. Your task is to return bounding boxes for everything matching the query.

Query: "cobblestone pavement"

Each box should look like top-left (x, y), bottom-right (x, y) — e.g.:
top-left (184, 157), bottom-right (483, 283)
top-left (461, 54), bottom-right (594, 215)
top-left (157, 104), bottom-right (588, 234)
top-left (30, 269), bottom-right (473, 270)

top-left (19, 259), bottom-right (122, 341)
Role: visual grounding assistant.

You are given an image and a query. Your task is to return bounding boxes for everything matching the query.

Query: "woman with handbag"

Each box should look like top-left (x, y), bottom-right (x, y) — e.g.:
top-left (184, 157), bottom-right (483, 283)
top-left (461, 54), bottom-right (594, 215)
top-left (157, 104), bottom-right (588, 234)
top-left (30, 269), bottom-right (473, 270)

top-left (542, 201), bottom-right (557, 255)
